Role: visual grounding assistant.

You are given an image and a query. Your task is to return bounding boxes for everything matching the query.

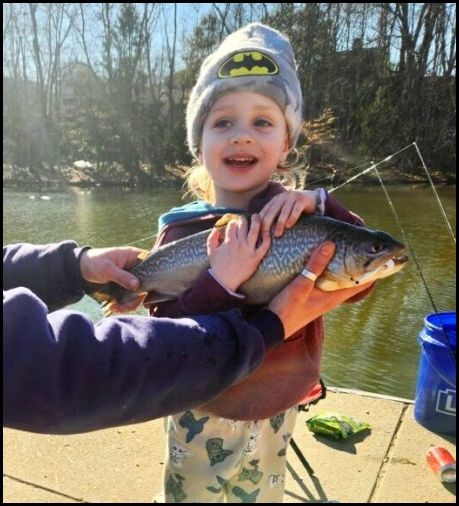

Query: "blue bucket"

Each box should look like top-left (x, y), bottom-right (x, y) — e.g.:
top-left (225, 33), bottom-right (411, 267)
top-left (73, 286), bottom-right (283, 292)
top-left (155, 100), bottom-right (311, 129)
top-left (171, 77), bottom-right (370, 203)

top-left (414, 312), bottom-right (456, 435)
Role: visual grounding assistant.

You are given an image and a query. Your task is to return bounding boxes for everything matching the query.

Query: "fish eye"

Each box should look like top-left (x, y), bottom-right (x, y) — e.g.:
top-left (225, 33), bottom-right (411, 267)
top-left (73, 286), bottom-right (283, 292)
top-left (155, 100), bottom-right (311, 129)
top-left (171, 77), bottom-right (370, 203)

top-left (370, 243), bottom-right (384, 254)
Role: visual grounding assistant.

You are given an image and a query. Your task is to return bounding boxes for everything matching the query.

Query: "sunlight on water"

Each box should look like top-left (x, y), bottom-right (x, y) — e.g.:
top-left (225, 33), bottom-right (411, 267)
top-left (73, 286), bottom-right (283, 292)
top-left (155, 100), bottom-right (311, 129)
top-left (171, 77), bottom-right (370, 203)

top-left (3, 184), bottom-right (456, 399)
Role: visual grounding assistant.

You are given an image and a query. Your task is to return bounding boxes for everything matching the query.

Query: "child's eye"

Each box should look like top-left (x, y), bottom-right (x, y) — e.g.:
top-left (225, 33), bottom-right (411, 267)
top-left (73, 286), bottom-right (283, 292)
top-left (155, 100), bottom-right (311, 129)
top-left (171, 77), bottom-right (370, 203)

top-left (254, 118), bottom-right (272, 127)
top-left (214, 119), bottom-right (232, 128)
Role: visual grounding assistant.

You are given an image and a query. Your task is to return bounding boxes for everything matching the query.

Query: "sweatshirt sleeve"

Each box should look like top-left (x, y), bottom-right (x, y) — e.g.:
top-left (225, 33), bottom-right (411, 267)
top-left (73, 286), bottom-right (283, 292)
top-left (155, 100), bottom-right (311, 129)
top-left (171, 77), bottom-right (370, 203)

top-left (148, 225), bottom-right (244, 319)
top-left (3, 287), bottom-right (283, 434)
top-left (323, 190), bottom-right (365, 226)
top-left (3, 242), bottom-right (89, 311)
top-left (152, 269), bottom-right (246, 318)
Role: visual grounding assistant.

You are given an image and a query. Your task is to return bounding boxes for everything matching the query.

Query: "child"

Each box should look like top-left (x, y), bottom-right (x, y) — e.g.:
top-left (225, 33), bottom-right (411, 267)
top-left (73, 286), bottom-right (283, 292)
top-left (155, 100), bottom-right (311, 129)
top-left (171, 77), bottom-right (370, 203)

top-left (147, 23), bottom-right (372, 503)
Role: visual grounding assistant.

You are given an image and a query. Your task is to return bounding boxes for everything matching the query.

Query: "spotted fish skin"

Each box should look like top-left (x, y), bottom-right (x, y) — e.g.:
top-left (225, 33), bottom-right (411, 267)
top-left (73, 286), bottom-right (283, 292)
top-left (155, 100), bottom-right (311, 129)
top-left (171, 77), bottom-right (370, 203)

top-left (89, 214), bottom-right (407, 312)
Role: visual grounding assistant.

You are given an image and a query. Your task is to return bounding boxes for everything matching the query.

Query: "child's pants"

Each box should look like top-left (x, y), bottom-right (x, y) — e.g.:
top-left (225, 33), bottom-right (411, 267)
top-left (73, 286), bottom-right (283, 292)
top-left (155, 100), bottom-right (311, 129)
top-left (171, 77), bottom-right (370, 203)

top-left (163, 406), bottom-right (298, 503)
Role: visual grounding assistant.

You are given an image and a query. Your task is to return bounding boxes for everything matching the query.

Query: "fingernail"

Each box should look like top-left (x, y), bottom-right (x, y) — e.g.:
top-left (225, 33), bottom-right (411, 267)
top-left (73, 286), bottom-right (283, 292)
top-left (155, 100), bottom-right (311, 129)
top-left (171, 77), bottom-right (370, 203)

top-left (321, 242), bottom-right (335, 255)
top-left (129, 278), bottom-right (139, 290)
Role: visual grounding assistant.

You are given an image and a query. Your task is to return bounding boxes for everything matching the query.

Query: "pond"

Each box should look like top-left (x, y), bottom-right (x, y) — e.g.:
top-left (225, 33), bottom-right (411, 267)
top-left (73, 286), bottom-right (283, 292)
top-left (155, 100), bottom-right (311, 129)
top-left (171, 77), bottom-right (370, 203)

top-left (3, 184), bottom-right (456, 400)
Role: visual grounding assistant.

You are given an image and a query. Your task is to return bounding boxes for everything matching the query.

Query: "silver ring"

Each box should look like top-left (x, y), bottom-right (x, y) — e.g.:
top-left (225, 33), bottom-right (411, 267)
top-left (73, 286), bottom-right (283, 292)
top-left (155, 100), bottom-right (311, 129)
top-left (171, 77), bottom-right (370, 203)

top-left (301, 268), bottom-right (318, 282)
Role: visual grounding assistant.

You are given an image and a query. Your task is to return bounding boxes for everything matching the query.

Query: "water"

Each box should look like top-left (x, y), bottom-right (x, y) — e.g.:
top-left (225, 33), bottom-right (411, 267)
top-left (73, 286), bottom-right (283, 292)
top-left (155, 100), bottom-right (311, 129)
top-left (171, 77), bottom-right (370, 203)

top-left (3, 184), bottom-right (456, 400)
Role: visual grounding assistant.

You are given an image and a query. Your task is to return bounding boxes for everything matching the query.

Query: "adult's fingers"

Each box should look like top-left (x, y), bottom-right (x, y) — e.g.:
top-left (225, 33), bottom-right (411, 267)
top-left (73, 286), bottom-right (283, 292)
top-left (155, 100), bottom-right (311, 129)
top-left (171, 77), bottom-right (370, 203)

top-left (125, 247), bottom-right (150, 268)
top-left (302, 241), bottom-right (336, 281)
top-left (281, 241), bottom-right (336, 297)
top-left (109, 266), bottom-right (140, 291)
top-left (267, 241), bottom-right (336, 338)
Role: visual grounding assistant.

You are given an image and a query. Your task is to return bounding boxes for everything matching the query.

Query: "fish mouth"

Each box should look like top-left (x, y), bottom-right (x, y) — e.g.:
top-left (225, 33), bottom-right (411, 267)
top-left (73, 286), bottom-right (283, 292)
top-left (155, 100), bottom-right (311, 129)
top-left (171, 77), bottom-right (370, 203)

top-left (376, 254), bottom-right (409, 273)
top-left (364, 243), bottom-right (407, 272)
top-left (357, 254), bottom-right (408, 284)
top-left (393, 255), bottom-right (409, 266)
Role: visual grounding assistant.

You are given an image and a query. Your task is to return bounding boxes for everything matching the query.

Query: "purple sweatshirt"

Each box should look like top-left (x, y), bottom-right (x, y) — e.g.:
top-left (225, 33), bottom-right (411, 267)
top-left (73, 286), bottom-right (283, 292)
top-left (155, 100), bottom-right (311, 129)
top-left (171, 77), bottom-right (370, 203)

top-left (3, 241), bottom-right (284, 434)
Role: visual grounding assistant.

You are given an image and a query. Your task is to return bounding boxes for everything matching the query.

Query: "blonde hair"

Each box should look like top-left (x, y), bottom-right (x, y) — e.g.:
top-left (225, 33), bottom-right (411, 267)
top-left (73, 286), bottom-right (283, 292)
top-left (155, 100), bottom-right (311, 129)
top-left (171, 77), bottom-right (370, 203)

top-left (182, 148), bottom-right (305, 204)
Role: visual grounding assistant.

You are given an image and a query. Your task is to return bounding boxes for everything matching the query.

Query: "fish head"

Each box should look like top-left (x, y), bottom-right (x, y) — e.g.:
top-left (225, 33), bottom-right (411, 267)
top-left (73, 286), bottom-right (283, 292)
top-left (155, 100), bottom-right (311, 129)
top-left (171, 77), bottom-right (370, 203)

top-left (317, 228), bottom-right (408, 290)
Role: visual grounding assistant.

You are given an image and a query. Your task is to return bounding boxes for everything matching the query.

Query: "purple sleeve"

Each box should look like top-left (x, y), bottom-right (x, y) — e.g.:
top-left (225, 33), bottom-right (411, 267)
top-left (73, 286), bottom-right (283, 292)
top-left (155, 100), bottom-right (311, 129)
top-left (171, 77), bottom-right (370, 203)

top-left (3, 242), bottom-right (89, 311)
top-left (3, 287), bottom-right (283, 434)
top-left (323, 190), bottom-right (365, 225)
top-left (150, 226), bottom-right (244, 318)
top-left (153, 270), bottom-right (245, 318)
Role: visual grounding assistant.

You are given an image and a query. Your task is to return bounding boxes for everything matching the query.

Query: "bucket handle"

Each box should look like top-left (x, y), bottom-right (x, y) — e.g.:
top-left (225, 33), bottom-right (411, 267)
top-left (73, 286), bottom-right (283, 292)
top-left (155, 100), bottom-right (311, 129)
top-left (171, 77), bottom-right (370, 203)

top-left (421, 340), bottom-right (456, 388)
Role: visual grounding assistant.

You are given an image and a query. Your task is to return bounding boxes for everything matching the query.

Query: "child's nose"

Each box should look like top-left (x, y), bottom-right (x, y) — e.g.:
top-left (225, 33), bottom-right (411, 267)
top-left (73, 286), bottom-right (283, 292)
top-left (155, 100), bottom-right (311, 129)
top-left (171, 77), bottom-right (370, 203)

top-left (231, 126), bottom-right (253, 144)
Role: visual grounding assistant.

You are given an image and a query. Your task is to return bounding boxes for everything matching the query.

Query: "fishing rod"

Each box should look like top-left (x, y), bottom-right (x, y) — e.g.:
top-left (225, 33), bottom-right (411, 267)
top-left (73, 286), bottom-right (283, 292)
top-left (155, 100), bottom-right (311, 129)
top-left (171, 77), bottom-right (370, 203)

top-left (374, 166), bottom-right (456, 365)
top-left (326, 142), bottom-right (455, 246)
top-left (412, 141), bottom-right (456, 245)
top-left (330, 146), bottom-right (456, 363)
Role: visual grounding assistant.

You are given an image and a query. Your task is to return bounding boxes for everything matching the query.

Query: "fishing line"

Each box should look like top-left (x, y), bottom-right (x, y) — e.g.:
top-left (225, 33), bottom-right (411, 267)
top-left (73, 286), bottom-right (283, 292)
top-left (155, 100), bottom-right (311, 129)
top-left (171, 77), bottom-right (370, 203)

top-left (122, 232), bottom-right (158, 248)
top-left (372, 167), bottom-right (439, 314)
top-left (306, 159), bottom-right (371, 186)
top-left (328, 143), bottom-right (455, 248)
top-left (315, 144), bottom-right (415, 189)
top-left (328, 146), bottom-right (455, 361)
top-left (327, 143), bottom-right (415, 194)
top-left (373, 167), bottom-right (456, 363)
top-left (413, 141), bottom-right (456, 245)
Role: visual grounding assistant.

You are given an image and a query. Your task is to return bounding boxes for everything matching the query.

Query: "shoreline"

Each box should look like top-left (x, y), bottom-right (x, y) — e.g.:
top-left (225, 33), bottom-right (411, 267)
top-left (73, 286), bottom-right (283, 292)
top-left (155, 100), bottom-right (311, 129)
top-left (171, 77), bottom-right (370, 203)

top-left (3, 169), bottom-right (456, 191)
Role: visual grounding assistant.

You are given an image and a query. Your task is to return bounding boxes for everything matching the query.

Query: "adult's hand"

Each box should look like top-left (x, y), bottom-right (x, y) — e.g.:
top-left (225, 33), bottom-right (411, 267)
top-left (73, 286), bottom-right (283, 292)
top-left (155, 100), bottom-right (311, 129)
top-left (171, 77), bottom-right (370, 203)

top-left (268, 242), bottom-right (372, 338)
top-left (80, 246), bottom-right (146, 289)
top-left (80, 247), bottom-right (149, 313)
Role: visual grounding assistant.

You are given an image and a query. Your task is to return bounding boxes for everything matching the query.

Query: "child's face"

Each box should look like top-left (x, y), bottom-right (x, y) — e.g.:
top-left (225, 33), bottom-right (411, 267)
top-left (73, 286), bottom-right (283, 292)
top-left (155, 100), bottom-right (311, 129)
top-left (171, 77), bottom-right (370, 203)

top-left (200, 92), bottom-right (289, 202)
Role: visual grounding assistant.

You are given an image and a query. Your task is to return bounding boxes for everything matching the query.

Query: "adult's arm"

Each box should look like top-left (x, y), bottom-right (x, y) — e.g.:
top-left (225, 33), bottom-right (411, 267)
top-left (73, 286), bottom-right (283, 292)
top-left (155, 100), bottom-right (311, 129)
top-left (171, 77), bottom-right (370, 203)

top-left (3, 241), bottom-right (283, 434)
top-left (3, 241), bottom-right (89, 311)
top-left (3, 287), bottom-right (281, 434)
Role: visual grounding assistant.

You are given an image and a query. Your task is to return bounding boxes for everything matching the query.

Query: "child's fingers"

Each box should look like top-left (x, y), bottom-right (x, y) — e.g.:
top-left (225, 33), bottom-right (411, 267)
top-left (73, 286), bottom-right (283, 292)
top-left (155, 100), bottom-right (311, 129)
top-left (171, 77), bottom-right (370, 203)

top-left (284, 201), bottom-right (304, 228)
top-left (207, 228), bottom-right (222, 255)
top-left (224, 219), bottom-right (239, 243)
top-left (236, 215), bottom-right (248, 241)
top-left (274, 199), bottom-right (296, 237)
top-left (255, 229), bottom-right (271, 259)
top-left (260, 201), bottom-right (283, 233)
top-left (246, 214), bottom-right (261, 247)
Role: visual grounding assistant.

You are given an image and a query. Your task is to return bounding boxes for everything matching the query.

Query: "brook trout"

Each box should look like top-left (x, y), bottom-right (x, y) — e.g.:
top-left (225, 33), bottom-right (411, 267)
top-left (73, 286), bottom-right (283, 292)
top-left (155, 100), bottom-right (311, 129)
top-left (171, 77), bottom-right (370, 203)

top-left (89, 214), bottom-right (407, 314)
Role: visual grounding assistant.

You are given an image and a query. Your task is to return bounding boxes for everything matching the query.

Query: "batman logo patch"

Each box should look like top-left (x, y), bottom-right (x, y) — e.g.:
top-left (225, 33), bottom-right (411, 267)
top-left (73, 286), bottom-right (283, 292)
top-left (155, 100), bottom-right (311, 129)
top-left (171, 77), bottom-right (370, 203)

top-left (218, 51), bottom-right (279, 79)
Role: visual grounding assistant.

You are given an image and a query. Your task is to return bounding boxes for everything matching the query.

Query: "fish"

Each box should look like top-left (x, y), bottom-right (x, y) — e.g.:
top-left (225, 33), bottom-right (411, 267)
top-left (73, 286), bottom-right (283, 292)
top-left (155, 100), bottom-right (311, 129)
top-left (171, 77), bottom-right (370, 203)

top-left (89, 214), bottom-right (408, 315)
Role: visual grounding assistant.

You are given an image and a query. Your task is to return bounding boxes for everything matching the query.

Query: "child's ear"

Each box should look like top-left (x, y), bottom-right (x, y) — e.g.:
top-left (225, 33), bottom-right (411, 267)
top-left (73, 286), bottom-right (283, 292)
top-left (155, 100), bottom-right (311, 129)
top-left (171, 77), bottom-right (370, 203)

top-left (281, 135), bottom-right (290, 162)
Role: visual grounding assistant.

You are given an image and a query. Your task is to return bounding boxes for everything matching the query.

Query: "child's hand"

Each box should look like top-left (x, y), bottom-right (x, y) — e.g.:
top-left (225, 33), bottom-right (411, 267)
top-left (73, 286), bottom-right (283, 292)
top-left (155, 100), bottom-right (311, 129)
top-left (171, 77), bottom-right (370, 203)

top-left (259, 190), bottom-right (319, 238)
top-left (207, 214), bottom-right (271, 293)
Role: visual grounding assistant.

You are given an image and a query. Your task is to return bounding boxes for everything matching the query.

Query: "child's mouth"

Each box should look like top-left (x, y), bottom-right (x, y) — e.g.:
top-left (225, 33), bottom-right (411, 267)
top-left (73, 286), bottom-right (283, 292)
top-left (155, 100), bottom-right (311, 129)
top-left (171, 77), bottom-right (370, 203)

top-left (223, 156), bottom-right (258, 169)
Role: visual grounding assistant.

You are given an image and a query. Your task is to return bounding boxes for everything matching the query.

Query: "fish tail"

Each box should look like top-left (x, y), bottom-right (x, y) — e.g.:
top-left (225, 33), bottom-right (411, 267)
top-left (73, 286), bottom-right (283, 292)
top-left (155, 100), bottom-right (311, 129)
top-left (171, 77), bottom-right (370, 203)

top-left (86, 282), bottom-right (130, 313)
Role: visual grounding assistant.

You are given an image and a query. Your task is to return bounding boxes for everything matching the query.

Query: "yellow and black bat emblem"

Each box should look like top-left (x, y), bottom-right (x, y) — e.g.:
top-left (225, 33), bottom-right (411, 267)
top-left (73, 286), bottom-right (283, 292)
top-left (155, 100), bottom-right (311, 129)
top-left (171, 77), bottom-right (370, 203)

top-left (218, 51), bottom-right (279, 78)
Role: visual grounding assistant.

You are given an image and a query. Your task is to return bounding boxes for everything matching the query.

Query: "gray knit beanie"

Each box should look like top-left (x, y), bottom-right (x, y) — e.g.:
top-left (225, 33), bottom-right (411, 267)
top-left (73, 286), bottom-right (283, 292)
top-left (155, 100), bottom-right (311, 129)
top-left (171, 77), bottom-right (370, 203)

top-left (186, 22), bottom-right (303, 159)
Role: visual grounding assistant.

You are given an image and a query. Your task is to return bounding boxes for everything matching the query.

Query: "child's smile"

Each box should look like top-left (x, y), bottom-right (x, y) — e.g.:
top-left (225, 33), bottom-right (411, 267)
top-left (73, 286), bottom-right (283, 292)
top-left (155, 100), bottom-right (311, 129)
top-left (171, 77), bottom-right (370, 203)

top-left (223, 153), bottom-right (259, 171)
top-left (200, 91), bottom-right (289, 208)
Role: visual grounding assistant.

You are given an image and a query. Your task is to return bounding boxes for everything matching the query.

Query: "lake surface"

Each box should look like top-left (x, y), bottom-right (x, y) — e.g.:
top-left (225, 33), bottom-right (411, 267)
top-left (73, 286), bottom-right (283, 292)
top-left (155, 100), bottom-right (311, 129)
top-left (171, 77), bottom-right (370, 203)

top-left (3, 184), bottom-right (456, 400)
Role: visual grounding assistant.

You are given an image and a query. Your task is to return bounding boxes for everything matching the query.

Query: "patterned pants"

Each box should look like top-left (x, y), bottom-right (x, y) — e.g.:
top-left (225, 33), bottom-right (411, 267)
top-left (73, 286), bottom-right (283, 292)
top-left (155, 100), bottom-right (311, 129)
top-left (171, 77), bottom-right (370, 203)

top-left (163, 406), bottom-right (298, 503)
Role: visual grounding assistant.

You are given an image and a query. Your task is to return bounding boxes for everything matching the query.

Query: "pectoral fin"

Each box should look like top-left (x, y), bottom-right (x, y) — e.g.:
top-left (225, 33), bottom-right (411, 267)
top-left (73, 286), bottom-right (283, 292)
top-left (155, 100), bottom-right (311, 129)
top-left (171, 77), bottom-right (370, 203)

top-left (214, 213), bottom-right (243, 228)
top-left (143, 291), bottom-right (177, 307)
